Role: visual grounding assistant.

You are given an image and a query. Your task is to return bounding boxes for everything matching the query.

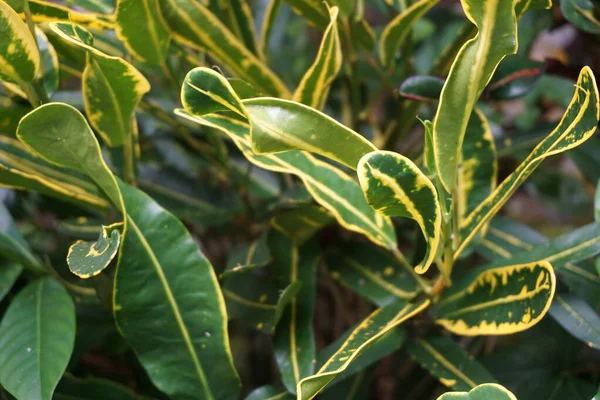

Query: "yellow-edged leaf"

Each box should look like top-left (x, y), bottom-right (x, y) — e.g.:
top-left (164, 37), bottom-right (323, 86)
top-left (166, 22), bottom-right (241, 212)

top-left (432, 0), bottom-right (517, 192)
top-left (433, 261), bottom-right (556, 335)
top-left (260, 0), bottom-right (282, 56)
top-left (28, 0), bottom-right (115, 30)
top-left (456, 67), bottom-right (599, 257)
top-left (293, 5), bottom-right (342, 110)
top-left (437, 383), bottom-right (517, 400)
top-left (0, 0), bottom-right (40, 83)
top-left (357, 150), bottom-right (441, 274)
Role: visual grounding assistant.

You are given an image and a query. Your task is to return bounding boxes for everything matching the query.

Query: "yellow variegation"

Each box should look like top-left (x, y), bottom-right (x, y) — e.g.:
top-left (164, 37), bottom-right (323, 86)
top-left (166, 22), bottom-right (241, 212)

top-left (116, 0), bottom-right (171, 65)
top-left (159, 0), bottom-right (289, 96)
top-left (432, 0), bottom-right (517, 192)
top-left (358, 150), bottom-right (441, 274)
top-left (516, 0), bottom-right (552, 17)
top-left (0, 0), bottom-right (40, 83)
top-left (437, 383), bottom-right (517, 400)
top-left (28, 0), bottom-right (115, 30)
top-left (434, 261), bottom-right (556, 335)
top-left (297, 298), bottom-right (430, 399)
top-left (67, 223), bottom-right (122, 278)
top-left (293, 5), bottom-right (342, 110)
top-left (379, 0), bottom-right (438, 67)
top-left (260, 0), bottom-right (282, 55)
top-left (222, 0), bottom-right (263, 59)
top-left (456, 67), bottom-right (599, 257)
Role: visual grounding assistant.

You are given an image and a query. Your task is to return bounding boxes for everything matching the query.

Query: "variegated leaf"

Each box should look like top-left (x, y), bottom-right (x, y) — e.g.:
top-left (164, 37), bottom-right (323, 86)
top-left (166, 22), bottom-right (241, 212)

top-left (437, 383), bottom-right (517, 400)
top-left (379, 0), bottom-right (438, 67)
top-left (260, 0), bottom-right (282, 56)
top-left (222, 0), bottom-right (262, 58)
top-left (28, 0), bottom-right (115, 30)
top-left (433, 261), bottom-right (556, 335)
top-left (432, 0), bottom-right (518, 192)
top-left (0, 0), bottom-right (40, 83)
top-left (297, 298), bottom-right (430, 399)
top-left (293, 5), bottom-right (342, 110)
top-left (67, 223), bottom-right (122, 278)
top-left (116, 0), bottom-right (171, 65)
top-left (357, 150), bottom-right (441, 274)
top-left (456, 67), bottom-right (600, 257)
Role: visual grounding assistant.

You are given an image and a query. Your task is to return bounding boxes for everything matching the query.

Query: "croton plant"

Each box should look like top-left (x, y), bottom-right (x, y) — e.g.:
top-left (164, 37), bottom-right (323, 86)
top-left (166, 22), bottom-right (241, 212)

top-left (0, 0), bottom-right (599, 399)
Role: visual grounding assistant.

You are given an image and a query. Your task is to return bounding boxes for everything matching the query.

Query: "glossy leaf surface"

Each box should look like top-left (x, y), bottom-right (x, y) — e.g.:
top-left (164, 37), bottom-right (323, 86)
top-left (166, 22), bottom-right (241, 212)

top-left (437, 383), bottom-right (517, 400)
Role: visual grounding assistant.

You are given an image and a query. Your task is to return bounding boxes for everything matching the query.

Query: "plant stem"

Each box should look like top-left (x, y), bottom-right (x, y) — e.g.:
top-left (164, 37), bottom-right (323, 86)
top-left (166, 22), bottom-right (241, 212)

top-left (392, 247), bottom-right (432, 295)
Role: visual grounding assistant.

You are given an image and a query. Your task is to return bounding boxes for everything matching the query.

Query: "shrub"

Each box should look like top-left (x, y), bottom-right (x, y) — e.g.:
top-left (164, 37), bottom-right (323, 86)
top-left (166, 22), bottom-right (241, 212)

top-left (0, 0), bottom-right (599, 399)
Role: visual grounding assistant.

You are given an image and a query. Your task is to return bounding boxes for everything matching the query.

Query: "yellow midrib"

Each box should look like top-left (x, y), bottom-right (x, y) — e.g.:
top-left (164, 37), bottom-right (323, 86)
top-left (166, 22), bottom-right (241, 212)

top-left (418, 340), bottom-right (478, 388)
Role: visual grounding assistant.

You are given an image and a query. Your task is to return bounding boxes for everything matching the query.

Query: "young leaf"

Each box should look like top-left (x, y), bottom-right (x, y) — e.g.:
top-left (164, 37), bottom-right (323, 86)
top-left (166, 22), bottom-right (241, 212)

top-left (17, 103), bottom-right (125, 276)
top-left (407, 337), bottom-right (497, 391)
top-left (114, 180), bottom-right (241, 399)
top-left (0, 278), bottom-right (76, 400)
top-left (327, 243), bottom-right (418, 306)
top-left (0, 136), bottom-right (110, 210)
top-left (297, 298), bottom-right (430, 399)
top-left (549, 294), bottom-right (600, 349)
top-left (273, 232), bottom-right (319, 393)
top-left (379, 0), bottom-right (438, 67)
top-left (357, 150), bottom-right (441, 273)
top-left (456, 67), bottom-right (600, 257)
top-left (116, 0), bottom-right (171, 65)
top-left (433, 261), bottom-right (556, 335)
top-left (293, 5), bottom-right (342, 110)
top-left (437, 383), bottom-right (517, 400)
top-left (159, 0), bottom-right (290, 96)
top-left (457, 109), bottom-right (497, 225)
top-left (0, 0), bottom-right (40, 83)
top-left (432, 0), bottom-right (517, 192)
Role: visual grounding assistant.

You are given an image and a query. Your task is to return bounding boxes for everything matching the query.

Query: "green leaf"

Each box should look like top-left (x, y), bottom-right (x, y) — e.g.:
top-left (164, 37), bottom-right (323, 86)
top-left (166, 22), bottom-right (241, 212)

top-left (246, 385), bottom-right (293, 400)
top-left (437, 383), bottom-right (517, 400)
top-left (0, 261), bottom-right (21, 302)
top-left (357, 150), bottom-right (441, 273)
top-left (260, 0), bottom-right (282, 56)
top-left (272, 232), bottom-right (318, 393)
top-left (407, 337), bottom-right (496, 391)
top-left (159, 0), bottom-right (289, 96)
top-left (319, 370), bottom-right (374, 400)
top-left (114, 180), bottom-right (241, 400)
top-left (432, 0), bottom-right (518, 192)
top-left (3, 0), bottom-right (24, 12)
top-left (222, 230), bottom-right (271, 278)
top-left (297, 298), bottom-right (430, 399)
top-left (549, 294), bottom-right (600, 349)
top-left (456, 67), bottom-right (600, 258)
top-left (327, 243), bottom-right (418, 306)
top-left (28, 0), bottom-right (115, 30)
top-left (17, 103), bottom-right (125, 276)
top-left (116, 0), bottom-right (171, 65)
top-left (560, 0), bottom-right (600, 33)
top-left (379, 0), bottom-right (438, 67)
top-left (433, 261), bottom-right (556, 335)
top-left (596, 178), bottom-right (600, 221)
top-left (271, 204), bottom-right (333, 244)
top-left (0, 278), bottom-right (76, 400)
top-left (50, 22), bottom-right (150, 181)
top-left (54, 373), bottom-right (141, 400)
top-left (293, 5), bottom-right (342, 110)
top-left (222, 0), bottom-right (262, 59)
top-left (0, 0), bottom-right (40, 83)
top-left (457, 109), bottom-right (497, 225)
top-left (516, 0), bottom-right (552, 16)
top-left (0, 201), bottom-right (43, 272)
top-left (398, 75), bottom-right (445, 101)
top-left (487, 57), bottom-right (545, 100)
top-left (0, 136), bottom-right (110, 210)
top-left (67, 223), bottom-right (122, 279)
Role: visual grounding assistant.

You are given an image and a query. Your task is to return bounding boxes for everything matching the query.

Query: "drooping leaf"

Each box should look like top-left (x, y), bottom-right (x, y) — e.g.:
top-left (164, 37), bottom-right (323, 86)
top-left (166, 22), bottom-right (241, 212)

top-left (67, 223), bottom-right (122, 278)
top-left (271, 204), bottom-right (333, 244)
top-left (297, 298), bottom-right (430, 399)
top-left (437, 383), bottom-right (517, 400)
top-left (560, 0), bottom-right (600, 33)
top-left (327, 243), bottom-right (418, 306)
top-left (114, 180), bottom-right (241, 399)
top-left (432, 0), bottom-right (518, 192)
top-left (0, 261), bottom-right (21, 302)
top-left (0, 201), bottom-right (43, 272)
top-left (456, 67), bottom-right (600, 257)
top-left (357, 150), bottom-right (441, 273)
top-left (407, 337), bottom-right (496, 391)
top-left (116, 0), bottom-right (171, 65)
top-left (0, 136), bottom-right (110, 210)
top-left (433, 261), bottom-right (556, 335)
top-left (293, 5), bottom-right (342, 110)
top-left (0, 278), bottom-right (76, 400)
top-left (159, 0), bottom-right (289, 96)
top-left (398, 75), bottom-right (444, 101)
top-left (17, 103), bottom-right (125, 275)
top-left (0, 0), bottom-right (40, 83)
top-left (549, 294), bottom-right (600, 349)
top-left (457, 109), bottom-right (497, 225)
top-left (379, 0), bottom-right (438, 67)
top-left (273, 232), bottom-right (319, 393)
